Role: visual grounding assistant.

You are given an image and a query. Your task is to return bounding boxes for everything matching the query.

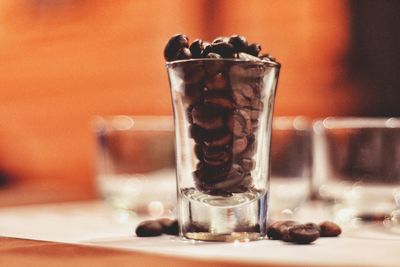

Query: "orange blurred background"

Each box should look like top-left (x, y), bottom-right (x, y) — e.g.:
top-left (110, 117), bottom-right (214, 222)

top-left (0, 0), bottom-right (398, 205)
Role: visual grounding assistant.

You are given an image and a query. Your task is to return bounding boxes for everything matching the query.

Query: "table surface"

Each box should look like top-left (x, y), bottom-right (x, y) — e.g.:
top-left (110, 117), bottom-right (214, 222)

top-left (0, 200), bottom-right (399, 267)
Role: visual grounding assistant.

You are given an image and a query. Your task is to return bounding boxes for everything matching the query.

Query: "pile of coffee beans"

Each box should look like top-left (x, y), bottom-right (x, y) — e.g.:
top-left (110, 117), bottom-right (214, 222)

top-left (267, 220), bottom-right (341, 244)
top-left (135, 218), bottom-right (179, 237)
top-left (165, 34), bottom-right (277, 196)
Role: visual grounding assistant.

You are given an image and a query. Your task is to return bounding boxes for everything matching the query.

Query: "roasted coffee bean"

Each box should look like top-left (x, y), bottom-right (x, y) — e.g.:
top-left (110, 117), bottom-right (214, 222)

top-left (236, 52), bottom-right (260, 61)
top-left (267, 220), bottom-right (299, 240)
top-left (178, 61), bottom-right (206, 84)
top-left (175, 47), bottom-right (192, 60)
top-left (229, 109), bottom-right (252, 137)
top-left (232, 91), bottom-right (251, 107)
top-left (194, 162), bottom-right (231, 183)
top-left (286, 224), bottom-right (320, 244)
top-left (212, 36), bottom-right (229, 44)
top-left (204, 53), bottom-right (224, 76)
top-left (183, 83), bottom-right (203, 106)
top-left (251, 97), bottom-right (263, 111)
top-left (204, 133), bottom-right (232, 147)
top-left (159, 218), bottom-right (179, 236)
top-left (233, 136), bottom-right (248, 155)
top-left (319, 221), bottom-right (342, 237)
top-left (229, 63), bottom-right (266, 78)
top-left (304, 222), bottom-right (320, 232)
top-left (204, 150), bottom-right (231, 166)
top-left (189, 124), bottom-right (205, 143)
top-left (208, 164), bottom-right (245, 190)
top-left (229, 35), bottom-right (248, 53)
top-left (205, 73), bottom-right (228, 90)
top-left (247, 43), bottom-right (262, 57)
top-left (250, 109), bottom-right (260, 121)
top-left (233, 83), bottom-right (254, 99)
top-left (164, 34), bottom-right (189, 61)
top-left (192, 104), bottom-right (224, 130)
top-left (241, 134), bottom-right (257, 157)
top-left (260, 53), bottom-right (276, 62)
top-left (135, 220), bottom-right (163, 237)
top-left (240, 158), bottom-right (255, 172)
top-left (203, 42), bottom-right (235, 58)
top-left (190, 39), bottom-right (208, 58)
top-left (205, 97), bottom-right (234, 110)
top-left (194, 143), bottom-right (204, 159)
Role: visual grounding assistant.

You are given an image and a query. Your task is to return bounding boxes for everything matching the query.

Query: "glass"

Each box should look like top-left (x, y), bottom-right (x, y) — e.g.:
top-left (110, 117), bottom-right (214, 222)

top-left (313, 117), bottom-right (400, 227)
top-left (93, 115), bottom-right (176, 218)
top-left (166, 58), bottom-right (280, 241)
top-left (270, 117), bottom-right (312, 218)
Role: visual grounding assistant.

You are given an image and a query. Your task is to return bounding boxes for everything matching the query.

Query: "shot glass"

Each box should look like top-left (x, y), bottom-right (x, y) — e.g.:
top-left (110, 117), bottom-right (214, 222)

top-left (93, 115), bottom-right (176, 217)
top-left (313, 117), bottom-right (400, 224)
top-left (166, 58), bottom-right (280, 241)
top-left (270, 117), bottom-right (312, 218)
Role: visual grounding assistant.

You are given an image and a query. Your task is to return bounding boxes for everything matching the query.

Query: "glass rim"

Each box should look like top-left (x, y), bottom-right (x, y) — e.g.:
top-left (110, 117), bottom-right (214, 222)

top-left (165, 57), bottom-right (281, 69)
top-left (315, 117), bottom-right (400, 129)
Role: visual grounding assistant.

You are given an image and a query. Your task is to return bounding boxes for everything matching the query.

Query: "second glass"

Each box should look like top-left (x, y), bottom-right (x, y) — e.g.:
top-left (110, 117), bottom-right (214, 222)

top-left (167, 58), bottom-right (280, 241)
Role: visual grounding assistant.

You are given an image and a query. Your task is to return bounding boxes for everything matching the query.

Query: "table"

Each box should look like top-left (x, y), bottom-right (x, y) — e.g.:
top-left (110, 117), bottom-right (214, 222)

top-left (0, 201), bottom-right (399, 267)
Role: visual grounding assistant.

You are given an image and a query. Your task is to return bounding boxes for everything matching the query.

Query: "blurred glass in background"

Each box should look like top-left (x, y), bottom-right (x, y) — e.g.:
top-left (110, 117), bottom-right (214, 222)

top-left (313, 118), bottom-right (400, 225)
top-left (270, 117), bottom-right (312, 218)
top-left (93, 116), bottom-right (175, 218)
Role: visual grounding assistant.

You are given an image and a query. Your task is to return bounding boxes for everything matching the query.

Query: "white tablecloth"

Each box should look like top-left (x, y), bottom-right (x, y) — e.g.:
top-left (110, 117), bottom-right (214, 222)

top-left (0, 201), bottom-right (399, 267)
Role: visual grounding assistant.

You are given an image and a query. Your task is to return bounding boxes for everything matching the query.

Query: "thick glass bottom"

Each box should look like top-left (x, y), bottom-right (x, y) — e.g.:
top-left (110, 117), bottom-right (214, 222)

top-left (179, 187), bottom-right (269, 242)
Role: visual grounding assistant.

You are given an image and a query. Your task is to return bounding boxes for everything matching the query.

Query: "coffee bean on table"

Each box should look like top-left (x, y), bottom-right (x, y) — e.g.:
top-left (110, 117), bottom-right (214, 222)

top-left (135, 220), bottom-right (163, 237)
top-left (286, 224), bottom-right (320, 244)
top-left (158, 218), bottom-right (179, 236)
top-left (319, 221), bottom-right (342, 237)
top-left (266, 220), bottom-right (299, 240)
top-left (164, 34), bottom-right (189, 61)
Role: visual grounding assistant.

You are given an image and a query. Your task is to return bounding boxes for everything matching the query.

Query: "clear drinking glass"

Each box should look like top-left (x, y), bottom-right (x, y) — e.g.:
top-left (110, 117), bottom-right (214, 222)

top-left (93, 115), bottom-right (176, 218)
top-left (313, 117), bottom-right (400, 226)
top-left (166, 58), bottom-right (280, 241)
top-left (270, 117), bottom-right (312, 218)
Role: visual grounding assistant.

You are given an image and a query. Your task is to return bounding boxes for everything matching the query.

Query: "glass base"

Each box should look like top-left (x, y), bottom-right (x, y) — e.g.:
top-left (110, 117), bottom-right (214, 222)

top-left (179, 188), bottom-right (268, 242)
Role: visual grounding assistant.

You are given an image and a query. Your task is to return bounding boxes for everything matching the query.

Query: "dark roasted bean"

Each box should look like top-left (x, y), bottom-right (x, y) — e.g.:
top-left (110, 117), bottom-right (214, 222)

top-left (164, 34), bottom-right (189, 61)
top-left (192, 104), bottom-right (224, 130)
top-left (236, 52), bottom-right (260, 61)
top-left (135, 220), bottom-right (163, 237)
top-left (212, 36), bottom-right (229, 44)
top-left (190, 39), bottom-right (206, 58)
top-left (205, 73), bottom-right (228, 90)
top-left (204, 42), bottom-right (235, 58)
top-left (267, 220), bottom-right (299, 240)
top-left (319, 221), bottom-right (342, 237)
top-left (205, 53), bottom-right (224, 75)
top-left (287, 224), bottom-right (320, 244)
top-left (247, 43), bottom-right (262, 57)
top-left (159, 218), bottom-right (179, 236)
top-left (175, 47), bottom-right (192, 60)
top-left (233, 136), bottom-right (248, 155)
top-left (229, 35), bottom-right (248, 53)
